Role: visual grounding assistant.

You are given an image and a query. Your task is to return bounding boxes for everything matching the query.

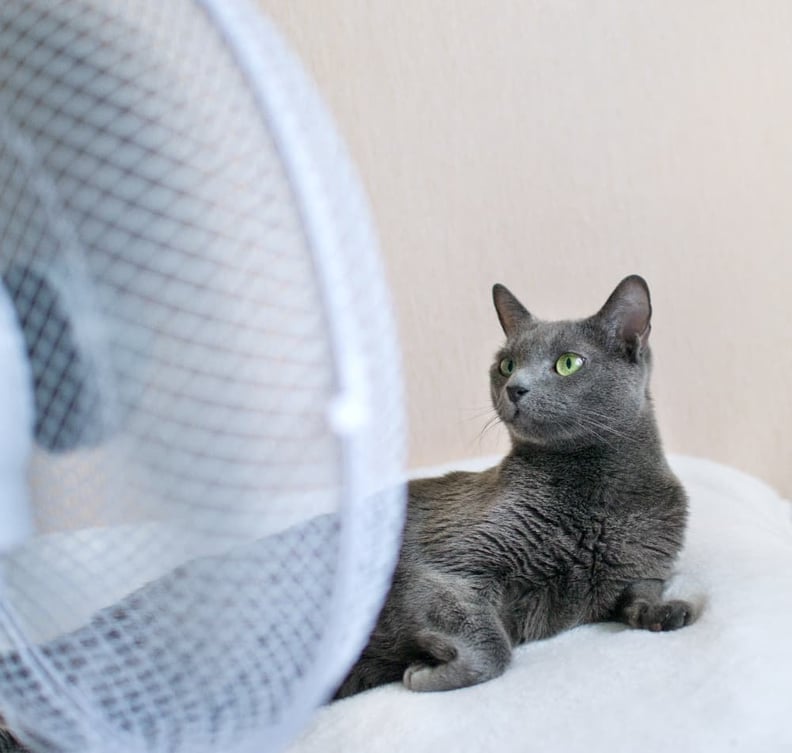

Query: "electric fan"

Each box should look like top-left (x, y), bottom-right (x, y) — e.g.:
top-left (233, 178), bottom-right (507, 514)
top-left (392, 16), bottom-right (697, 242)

top-left (0, 2), bottom-right (407, 752)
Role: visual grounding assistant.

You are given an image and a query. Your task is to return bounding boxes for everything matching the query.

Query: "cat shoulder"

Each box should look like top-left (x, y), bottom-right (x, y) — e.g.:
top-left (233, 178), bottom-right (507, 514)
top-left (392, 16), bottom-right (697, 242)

top-left (408, 465), bottom-right (500, 500)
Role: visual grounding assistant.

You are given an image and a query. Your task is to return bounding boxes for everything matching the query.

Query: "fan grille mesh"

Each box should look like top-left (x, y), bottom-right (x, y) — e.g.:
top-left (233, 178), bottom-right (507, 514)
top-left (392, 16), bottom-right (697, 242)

top-left (0, 2), bottom-right (406, 751)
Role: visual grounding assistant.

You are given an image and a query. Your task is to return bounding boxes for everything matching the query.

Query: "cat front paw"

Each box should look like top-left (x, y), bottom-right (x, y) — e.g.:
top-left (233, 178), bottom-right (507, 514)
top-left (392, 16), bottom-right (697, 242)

top-left (628, 599), bottom-right (694, 632)
top-left (403, 662), bottom-right (433, 692)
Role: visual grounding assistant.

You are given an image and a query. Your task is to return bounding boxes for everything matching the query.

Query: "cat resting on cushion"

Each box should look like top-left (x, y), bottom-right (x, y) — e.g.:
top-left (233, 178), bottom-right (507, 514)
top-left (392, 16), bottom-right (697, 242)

top-left (336, 275), bottom-right (692, 698)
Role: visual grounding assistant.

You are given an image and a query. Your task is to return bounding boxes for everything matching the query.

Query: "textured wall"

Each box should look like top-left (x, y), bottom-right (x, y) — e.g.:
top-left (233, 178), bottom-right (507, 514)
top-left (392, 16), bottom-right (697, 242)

top-left (260, 1), bottom-right (792, 496)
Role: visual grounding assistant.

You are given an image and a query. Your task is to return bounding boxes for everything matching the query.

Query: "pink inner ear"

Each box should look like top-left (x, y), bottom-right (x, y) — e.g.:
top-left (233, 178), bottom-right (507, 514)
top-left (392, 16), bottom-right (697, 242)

top-left (599, 276), bottom-right (652, 345)
top-left (621, 302), bottom-right (651, 342)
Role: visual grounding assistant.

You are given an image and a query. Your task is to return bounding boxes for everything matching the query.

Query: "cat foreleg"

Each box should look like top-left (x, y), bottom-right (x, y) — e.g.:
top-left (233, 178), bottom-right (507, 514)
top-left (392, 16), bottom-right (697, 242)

top-left (613, 578), bottom-right (693, 632)
top-left (403, 621), bottom-right (512, 693)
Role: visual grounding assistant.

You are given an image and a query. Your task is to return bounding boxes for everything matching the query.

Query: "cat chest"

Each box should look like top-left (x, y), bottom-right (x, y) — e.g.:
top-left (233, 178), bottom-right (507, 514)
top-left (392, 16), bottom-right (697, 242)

top-left (480, 508), bottom-right (673, 640)
top-left (513, 515), bottom-right (620, 584)
top-left (483, 486), bottom-right (678, 573)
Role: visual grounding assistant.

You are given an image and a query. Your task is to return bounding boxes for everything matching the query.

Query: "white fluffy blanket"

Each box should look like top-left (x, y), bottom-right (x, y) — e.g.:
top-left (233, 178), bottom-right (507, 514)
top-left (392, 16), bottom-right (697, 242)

top-left (287, 455), bottom-right (792, 753)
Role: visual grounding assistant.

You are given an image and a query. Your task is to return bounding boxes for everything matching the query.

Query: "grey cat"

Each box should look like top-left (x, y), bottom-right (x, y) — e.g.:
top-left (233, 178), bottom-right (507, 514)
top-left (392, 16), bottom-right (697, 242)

top-left (335, 274), bottom-right (692, 698)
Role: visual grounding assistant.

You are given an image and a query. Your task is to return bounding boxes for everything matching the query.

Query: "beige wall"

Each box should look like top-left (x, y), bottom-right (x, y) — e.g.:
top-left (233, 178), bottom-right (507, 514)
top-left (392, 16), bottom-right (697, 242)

top-left (260, 1), bottom-right (792, 497)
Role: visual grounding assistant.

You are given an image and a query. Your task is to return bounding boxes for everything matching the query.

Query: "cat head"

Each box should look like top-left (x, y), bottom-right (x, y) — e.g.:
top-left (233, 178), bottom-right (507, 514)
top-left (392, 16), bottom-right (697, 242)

top-left (490, 275), bottom-right (653, 450)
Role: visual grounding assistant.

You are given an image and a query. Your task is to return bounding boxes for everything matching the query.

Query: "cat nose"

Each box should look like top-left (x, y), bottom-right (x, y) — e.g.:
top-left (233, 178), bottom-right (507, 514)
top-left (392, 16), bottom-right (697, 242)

top-left (506, 384), bottom-right (528, 404)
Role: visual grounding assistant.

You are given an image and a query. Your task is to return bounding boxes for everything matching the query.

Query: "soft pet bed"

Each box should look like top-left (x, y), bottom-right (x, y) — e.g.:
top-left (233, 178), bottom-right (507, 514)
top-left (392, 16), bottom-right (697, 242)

top-left (287, 455), bottom-right (792, 753)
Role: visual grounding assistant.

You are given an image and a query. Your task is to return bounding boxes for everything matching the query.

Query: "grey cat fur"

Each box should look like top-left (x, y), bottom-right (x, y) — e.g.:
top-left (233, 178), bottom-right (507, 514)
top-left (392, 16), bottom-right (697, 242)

top-left (335, 275), bottom-right (692, 699)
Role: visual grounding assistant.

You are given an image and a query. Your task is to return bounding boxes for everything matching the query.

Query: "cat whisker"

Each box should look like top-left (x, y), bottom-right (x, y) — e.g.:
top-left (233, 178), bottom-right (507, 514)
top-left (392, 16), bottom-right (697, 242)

top-left (465, 405), bottom-right (499, 421)
top-left (579, 407), bottom-right (629, 424)
top-left (578, 408), bottom-right (642, 441)
top-left (569, 417), bottom-right (619, 450)
top-left (479, 413), bottom-right (502, 436)
top-left (475, 413), bottom-right (504, 448)
top-left (575, 413), bottom-right (636, 444)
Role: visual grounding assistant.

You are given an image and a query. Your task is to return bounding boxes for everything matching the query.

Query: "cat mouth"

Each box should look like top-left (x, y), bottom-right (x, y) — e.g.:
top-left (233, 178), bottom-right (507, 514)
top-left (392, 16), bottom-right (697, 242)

top-left (502, 401), bottom-right (539, 424)
top-left (503, 405), bottom-right (521, 425)
top-left (502, 406), bottom-right (532, 433)
top-left (500, 404), bottom-right (556, 441)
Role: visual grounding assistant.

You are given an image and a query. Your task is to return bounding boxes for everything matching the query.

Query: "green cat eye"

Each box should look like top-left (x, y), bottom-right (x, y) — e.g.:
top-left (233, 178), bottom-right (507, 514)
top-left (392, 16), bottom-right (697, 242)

top-left (499, 357), bottom-right (515, 377)
top-left (555, 353), bottom-right (584, 376)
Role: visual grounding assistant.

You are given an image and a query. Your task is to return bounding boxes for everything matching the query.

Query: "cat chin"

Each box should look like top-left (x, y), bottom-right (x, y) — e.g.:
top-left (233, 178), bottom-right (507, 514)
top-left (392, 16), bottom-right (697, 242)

top-left (497, 404), bottom-right (587, 447)
top-left (507, 430), bottom-right (594, 452)
top-left (504, 420), bottom-right (558, 447)
top-left (503, 416), bottom-right (586, 448)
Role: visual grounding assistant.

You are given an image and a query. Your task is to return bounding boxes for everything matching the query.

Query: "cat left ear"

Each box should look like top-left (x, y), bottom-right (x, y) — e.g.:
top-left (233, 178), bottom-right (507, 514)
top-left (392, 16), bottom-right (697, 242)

top-left (493, 284), bottom-right (533, 337)
top-left (595, 275), bottom-right (652, 357)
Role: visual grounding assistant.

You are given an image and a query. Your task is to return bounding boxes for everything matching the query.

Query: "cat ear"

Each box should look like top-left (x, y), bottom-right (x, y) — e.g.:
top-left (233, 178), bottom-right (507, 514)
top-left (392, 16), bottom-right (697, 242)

top-left (595, 275), bottom-right (652, 355)
top-left (492, 284), bottom-right (532, 337)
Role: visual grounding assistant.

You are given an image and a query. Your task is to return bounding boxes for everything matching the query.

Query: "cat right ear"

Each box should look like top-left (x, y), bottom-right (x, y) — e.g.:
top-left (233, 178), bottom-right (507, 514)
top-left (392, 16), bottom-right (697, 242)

top-left (492, 284), bottom-right (532, 337)
top-left (595, 275), bottom-right (652, 357)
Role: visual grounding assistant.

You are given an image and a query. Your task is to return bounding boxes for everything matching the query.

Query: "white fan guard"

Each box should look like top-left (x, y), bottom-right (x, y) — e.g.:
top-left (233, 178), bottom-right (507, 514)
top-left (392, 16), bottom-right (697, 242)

top-left (0, 2), bottom-right (407, 752)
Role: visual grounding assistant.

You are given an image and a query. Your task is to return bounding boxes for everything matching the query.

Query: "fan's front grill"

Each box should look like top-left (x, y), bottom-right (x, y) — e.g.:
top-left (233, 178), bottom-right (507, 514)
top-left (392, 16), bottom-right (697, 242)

top-left (0, 2), bottom-right (406, 752)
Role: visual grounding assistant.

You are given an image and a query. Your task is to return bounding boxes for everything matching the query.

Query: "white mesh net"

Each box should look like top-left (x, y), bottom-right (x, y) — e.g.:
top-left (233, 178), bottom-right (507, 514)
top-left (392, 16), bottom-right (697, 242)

top-left (0, 1), bottom-right (406, 751)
